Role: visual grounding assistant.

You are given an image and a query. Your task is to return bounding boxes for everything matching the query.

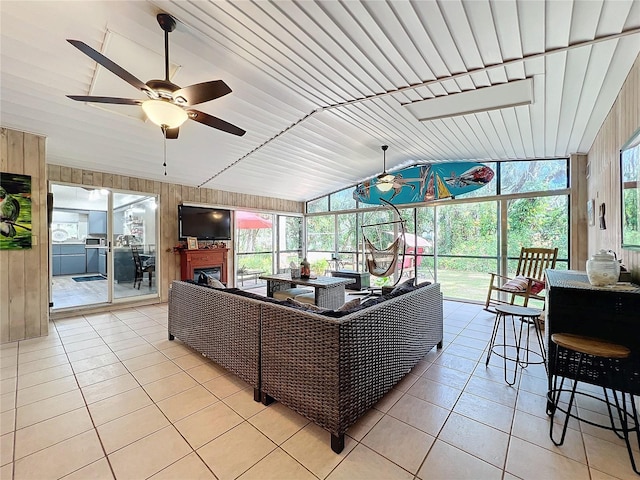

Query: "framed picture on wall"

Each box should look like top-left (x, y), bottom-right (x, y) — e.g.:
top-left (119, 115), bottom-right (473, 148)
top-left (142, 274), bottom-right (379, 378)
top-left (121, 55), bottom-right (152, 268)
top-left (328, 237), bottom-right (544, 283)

top-left (587, 199), bottom-right (595, 227)
top-left (0, 172), bottom-right (32, 250)
top-left (186, 236), bottom-right (198, 250)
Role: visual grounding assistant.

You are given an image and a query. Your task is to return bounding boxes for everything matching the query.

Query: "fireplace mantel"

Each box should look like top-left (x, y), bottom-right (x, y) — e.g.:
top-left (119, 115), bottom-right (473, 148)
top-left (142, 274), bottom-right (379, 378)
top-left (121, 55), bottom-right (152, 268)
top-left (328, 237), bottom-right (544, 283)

top-left (180, 248), bottom-right (229, 284)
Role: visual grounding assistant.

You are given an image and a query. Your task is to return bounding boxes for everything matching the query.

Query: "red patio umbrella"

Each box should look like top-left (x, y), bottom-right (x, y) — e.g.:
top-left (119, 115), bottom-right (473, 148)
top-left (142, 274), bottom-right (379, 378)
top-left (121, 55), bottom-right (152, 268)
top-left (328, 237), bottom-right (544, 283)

top-left (385, 232), bottom-right (431, 248)
top-left (236, 211), bottom-right (272, 229)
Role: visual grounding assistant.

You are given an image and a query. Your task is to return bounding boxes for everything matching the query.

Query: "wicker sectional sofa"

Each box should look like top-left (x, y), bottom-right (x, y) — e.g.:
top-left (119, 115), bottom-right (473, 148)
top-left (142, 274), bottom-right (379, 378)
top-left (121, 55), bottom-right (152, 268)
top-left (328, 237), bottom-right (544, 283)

top-left (167, 280), bottom-right (444, 452)
top-left (168, 280), bottom-right (264, 400)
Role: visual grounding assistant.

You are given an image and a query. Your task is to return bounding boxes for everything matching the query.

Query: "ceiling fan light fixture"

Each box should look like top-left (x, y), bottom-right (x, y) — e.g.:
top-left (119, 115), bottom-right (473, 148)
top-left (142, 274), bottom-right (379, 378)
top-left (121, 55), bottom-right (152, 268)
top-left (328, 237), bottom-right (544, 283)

top-left (376, 173), bottom-right (395, 192)
top-left (142, 99), bottom-right (188, 128)
top-left (376, 145), bottom-right (395, 192)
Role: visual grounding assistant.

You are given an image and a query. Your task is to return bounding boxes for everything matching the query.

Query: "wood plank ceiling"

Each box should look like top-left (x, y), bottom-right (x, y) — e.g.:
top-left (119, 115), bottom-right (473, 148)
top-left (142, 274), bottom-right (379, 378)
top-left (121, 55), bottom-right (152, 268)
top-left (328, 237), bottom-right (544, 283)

top-left (1, 0), bottom-right (639, 202)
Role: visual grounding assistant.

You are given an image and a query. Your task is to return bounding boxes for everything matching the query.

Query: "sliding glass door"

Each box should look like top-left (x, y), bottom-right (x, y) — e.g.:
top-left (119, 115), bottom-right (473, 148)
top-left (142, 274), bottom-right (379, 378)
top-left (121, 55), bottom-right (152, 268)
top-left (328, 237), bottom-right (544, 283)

top-left (112, 192), bottom-right (158, 300)
top-left (50, 184), bottom-right (109, 309)
top-left (50, 183), bottom-right (158, 311)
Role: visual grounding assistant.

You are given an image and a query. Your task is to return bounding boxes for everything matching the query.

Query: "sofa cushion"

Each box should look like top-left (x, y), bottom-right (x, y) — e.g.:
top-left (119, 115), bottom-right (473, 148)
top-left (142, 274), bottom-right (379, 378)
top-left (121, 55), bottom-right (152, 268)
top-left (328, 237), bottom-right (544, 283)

top-left (293, 292), bottom-right (316, 305)
top-left (286, 297), bottom-right (327, 312)
top-left (320, 297), bottom-right (377, 318)
top-left (208, 277), bottom-right (225, 289)
top-left (390, 277), bottom-right (417, 296)
top-left (224, 288), bottom-right (286, 305)
top-left (500, 275), bottom-right (545, 294)
top-left (337, 298), bottom-right (361, 311)
top-left (273, 287), bottom-right (313, 300)
top-left (530, 279), bottom-right (545, 294)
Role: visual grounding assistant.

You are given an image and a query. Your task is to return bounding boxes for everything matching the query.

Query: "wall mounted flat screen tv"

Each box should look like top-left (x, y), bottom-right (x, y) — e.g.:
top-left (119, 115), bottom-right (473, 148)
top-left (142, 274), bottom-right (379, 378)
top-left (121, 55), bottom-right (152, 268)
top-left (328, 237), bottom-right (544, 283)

top-left (178, 205), bottom-right (231, 240)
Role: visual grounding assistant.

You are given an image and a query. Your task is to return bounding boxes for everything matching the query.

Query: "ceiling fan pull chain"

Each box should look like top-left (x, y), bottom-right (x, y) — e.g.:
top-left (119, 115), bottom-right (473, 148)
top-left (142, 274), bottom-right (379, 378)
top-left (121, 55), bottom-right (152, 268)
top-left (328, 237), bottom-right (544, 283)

top-left (162, 126), bottom-right (168, 175)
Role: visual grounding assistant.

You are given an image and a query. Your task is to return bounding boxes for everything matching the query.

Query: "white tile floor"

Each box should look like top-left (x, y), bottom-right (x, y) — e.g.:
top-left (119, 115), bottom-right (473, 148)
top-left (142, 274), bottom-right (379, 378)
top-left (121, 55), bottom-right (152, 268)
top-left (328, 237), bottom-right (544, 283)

top-left (1, 300), bottom-right (638, 479)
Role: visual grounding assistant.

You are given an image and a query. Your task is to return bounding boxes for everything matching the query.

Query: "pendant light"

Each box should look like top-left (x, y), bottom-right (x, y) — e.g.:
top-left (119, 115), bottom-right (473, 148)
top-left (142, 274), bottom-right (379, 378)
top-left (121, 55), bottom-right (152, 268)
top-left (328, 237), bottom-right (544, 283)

top-left (376, 145), bottom-right (395, 192)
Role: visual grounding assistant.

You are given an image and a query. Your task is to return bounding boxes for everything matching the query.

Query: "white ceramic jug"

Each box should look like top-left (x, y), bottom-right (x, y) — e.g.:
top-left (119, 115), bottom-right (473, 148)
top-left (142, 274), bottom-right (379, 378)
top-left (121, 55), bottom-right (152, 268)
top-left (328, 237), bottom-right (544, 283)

top-left (586, 250), bottom-right (620, 286)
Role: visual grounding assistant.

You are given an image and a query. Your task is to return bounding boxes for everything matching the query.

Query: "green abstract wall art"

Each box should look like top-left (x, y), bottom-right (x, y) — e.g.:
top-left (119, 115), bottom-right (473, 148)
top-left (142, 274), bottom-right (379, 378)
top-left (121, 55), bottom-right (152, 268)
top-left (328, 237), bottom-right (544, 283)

top-left (0, 172), bottom-right (32, 250)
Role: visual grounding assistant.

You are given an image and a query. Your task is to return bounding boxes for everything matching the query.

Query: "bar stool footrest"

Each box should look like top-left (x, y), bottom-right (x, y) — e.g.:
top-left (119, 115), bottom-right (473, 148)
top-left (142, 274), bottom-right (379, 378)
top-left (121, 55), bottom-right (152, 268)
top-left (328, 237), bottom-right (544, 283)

top-left (547, 389), bottom-right (639, 434)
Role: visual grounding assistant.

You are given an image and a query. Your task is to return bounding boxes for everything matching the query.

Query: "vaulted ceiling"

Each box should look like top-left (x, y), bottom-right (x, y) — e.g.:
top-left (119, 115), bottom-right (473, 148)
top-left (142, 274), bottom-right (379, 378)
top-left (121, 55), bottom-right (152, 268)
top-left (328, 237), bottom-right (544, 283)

top-left (1, 1), bottom-right (639, 202)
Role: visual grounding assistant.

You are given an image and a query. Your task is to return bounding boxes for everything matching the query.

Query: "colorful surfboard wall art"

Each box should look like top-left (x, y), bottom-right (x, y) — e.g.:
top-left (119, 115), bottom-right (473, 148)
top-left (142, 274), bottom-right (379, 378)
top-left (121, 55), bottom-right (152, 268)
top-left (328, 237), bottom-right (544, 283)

top-left (353, 162), bottom-right (494, 205)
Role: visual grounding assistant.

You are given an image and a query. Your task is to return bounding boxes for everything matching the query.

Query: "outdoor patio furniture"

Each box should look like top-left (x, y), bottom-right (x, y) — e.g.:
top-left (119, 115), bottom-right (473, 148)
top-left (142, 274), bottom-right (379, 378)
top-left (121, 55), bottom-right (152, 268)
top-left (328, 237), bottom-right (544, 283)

top-left (167, 279), bottom-right (444, 453)
top-left (485, 246), bottom-right (558, 311)
top-left (236, 268), bottom-right (265, 286)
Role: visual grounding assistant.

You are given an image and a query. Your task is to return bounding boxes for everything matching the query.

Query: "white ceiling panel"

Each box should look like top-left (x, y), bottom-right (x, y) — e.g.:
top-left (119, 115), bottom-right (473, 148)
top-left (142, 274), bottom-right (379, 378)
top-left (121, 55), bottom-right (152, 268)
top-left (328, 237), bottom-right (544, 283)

top-left (1, 0), bottom-right (639, 203)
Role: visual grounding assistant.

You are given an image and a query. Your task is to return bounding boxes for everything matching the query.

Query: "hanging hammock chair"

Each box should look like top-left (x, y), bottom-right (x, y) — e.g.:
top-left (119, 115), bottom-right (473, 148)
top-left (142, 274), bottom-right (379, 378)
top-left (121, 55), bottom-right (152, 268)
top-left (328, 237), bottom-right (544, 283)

top-left (364, 234), bottom-right (403, 277)
top-left (361, 199), bottom-right (406, 285)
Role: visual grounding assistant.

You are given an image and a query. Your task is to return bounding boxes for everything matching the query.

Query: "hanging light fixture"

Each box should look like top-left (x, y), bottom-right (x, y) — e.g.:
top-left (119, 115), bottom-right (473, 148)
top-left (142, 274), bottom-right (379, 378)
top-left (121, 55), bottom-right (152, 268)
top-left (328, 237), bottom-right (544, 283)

top-left (142, 99), bottom-right (188, 129)
top-left (376, 145), bottom-right (395, 192)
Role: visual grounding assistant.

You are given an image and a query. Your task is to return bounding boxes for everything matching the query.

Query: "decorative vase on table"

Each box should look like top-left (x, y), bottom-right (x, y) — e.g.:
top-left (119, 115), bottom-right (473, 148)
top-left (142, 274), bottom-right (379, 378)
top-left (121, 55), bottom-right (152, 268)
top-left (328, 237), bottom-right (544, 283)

top-left (586, 250), bottom-right (620, 287)
top-left (300, 257), bottom-right (311, 279)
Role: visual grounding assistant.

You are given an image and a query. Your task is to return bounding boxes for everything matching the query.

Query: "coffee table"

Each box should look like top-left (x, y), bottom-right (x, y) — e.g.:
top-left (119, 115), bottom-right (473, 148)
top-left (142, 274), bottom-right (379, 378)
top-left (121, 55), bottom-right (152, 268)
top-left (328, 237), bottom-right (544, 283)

top-left (259, 273), bottom-right (355, 309)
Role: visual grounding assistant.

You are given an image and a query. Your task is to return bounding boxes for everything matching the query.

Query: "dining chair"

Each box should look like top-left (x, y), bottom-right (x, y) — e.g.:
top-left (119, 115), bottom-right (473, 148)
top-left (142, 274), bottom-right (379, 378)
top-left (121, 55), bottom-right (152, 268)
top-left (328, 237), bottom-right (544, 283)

top-left (131, 245), bottom-right (154, 289)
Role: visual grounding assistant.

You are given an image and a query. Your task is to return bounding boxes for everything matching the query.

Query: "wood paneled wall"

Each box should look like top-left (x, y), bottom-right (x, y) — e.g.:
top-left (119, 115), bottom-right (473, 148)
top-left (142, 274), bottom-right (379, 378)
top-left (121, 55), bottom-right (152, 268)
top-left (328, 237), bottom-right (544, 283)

top-left (0, 128), bottom-right (48, 343)
top-left (570, 154), bottom-right (588, 270)
top-left (47, 164), bottom-right (304, 309)
top-left (587, 53), bottom-right (640, 282)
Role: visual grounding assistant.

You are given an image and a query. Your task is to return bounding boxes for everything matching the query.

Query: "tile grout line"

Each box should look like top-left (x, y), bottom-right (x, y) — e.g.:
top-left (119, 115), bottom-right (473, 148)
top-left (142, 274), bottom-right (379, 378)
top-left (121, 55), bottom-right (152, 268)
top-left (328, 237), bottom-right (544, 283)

top-left (82, 310), bottom-right (197, 480)
top-left (8, 301), bottom-right (633, 478)
top-left (410, 309), bottom-right (479, 479)
top-left (88, 308), bottom-right (226, 480)
top-left (56, 313), bottom-right (119, 480)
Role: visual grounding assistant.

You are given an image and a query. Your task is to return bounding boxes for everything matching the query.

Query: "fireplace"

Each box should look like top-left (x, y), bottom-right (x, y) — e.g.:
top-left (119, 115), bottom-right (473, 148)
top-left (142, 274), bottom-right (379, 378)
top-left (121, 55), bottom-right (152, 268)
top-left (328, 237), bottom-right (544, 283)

top-left (180, 248), bottom-right (228, 285)
top-left (193, 267), bottom-right (221, 283)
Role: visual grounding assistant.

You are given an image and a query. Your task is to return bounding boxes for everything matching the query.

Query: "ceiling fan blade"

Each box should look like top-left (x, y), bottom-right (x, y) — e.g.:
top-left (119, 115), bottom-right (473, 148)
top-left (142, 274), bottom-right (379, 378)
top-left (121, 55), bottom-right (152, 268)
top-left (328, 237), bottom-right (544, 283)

top-left (187, 109), bottom-right (246, 136)
top-left (172, 80), bottom-right (232, 106)
top-left (163, 127), bottom-right (179, 139)
top-left (67, 39), bottom-right (150, 94)
top-left (67, 95), bottom-right (142, 105)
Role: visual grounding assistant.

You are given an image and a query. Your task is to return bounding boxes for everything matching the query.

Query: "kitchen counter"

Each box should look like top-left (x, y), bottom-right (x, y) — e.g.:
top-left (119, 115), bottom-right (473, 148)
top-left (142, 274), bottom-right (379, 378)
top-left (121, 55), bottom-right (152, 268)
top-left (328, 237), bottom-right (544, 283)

top-left (52, 243), bottom-right (87, 276)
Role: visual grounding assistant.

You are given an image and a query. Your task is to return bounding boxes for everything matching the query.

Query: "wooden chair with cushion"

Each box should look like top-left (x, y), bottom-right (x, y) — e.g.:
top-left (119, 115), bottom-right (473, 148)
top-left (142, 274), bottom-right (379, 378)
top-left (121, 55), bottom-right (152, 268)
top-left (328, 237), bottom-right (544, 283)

top-left (484, 247), bottom-right (558, 311)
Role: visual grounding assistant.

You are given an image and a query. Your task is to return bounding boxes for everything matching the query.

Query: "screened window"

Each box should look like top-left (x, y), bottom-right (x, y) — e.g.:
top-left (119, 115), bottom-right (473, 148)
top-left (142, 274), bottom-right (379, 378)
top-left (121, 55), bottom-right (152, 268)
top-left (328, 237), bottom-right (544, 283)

top-left (277, 215), bottom-right (302, 270)
top-left (307, 216), bottom-right (335, 251)
top-left (500, 159), bottom-right (568, 195)
top-left (307, 197), bottom-right (328, 213)
top-left (305, 158), bottom-right (570, 302)
top-left (435, 201), bottom-right (499, 302)
top-left (330, 188), bottom-right (357, 211)
top-left (236, 211), bottom-right (274, 280)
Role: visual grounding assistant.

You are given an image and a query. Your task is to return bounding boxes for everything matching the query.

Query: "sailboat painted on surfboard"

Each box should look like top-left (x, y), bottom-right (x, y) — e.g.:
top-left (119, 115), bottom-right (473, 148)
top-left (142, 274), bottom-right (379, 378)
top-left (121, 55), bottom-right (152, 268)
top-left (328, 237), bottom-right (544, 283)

top-left (353, 162), bottom-right (494, 205)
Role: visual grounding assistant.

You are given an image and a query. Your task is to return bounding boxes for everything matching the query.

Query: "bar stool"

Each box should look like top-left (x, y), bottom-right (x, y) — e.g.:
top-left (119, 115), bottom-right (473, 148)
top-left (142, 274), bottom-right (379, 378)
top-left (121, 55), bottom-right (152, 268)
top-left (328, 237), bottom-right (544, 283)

top-left (485, 304), bottom-right (546, 385)
top-left (547, 333), bottom-right (639, 475)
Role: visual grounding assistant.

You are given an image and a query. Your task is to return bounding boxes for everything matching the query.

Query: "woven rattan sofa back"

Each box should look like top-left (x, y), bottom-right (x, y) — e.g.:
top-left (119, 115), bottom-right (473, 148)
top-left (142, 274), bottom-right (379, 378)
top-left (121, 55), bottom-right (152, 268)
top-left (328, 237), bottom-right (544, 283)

top-left (168, 281), bottom-right (263, 388)
top-left (259, 282), bottom-right (444, 443)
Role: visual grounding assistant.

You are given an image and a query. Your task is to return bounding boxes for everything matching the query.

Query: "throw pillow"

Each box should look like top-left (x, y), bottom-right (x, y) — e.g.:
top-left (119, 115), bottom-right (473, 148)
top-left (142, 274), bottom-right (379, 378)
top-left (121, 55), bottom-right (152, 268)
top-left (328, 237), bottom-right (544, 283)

top-left (337, 298), bottom-right (361, 311)
top-left (286, 298), bottom-right (327, 312)
top-left (207, 277), bottom-right (225, 289)
top-left (390, 277), bottom-right (417, 296)
top-left (501, 275), bottom-right (530, 292)
top-left (530, 279), bottom-right (546, 295)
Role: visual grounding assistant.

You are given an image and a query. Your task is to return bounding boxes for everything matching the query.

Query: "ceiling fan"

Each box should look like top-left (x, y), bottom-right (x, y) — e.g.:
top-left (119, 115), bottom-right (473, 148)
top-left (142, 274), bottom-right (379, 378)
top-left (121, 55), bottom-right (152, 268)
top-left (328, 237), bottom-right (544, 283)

top-left (67, 13), bottom-right (245, 139)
